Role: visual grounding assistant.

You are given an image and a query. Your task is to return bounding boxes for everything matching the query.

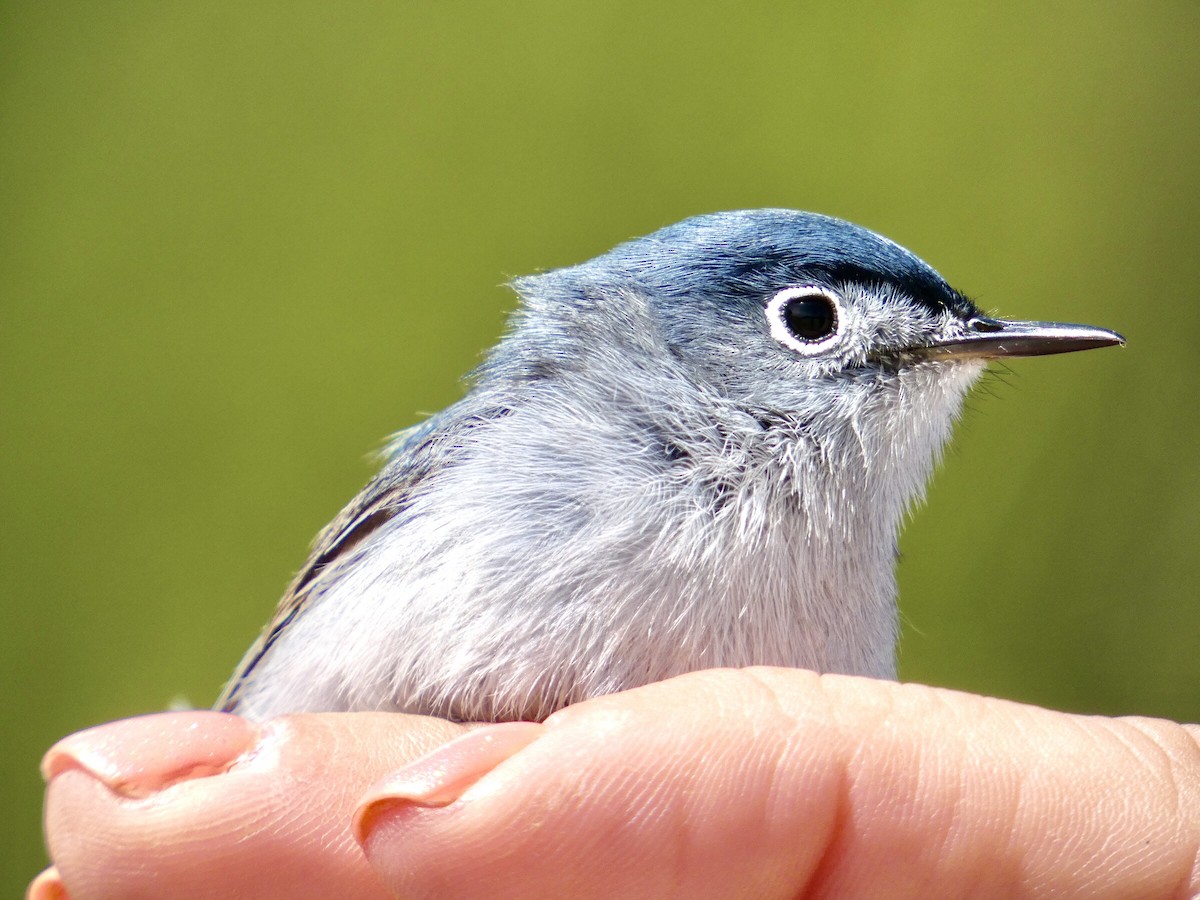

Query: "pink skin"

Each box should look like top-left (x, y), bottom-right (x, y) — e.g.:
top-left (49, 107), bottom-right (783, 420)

top-left (35, 711), bottom-right (465, 900)
top-left (32, 668), bottom-right (1200, 899)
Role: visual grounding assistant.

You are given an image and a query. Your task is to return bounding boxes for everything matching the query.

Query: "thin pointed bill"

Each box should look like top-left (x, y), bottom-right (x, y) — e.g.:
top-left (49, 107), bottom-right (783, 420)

top-left (909, 318), bottom-right (1125, 362)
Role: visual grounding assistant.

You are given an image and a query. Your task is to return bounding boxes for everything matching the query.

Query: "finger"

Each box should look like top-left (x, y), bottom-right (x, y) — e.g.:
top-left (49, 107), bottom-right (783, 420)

top-left (27, 867), bottom-right (69, 900)
top-left (357, 668), bottom-right (1200, 899)
top-left (42, 710), bottom-right (465, 899)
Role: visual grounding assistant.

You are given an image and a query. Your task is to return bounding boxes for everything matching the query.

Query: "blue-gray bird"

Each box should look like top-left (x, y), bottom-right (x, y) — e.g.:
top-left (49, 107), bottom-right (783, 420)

top-left (218, 210), bottom-right (1122, 722)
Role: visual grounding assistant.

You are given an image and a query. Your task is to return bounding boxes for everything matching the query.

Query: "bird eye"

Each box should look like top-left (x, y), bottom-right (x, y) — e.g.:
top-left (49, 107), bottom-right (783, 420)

top-left (783, 296), bottom-right (837, 340)
top-left (766, 287), bottom-right (843, 355)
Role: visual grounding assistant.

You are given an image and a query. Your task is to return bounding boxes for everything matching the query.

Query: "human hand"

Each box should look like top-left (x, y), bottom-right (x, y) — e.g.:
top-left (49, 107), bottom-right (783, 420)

top-left (31, 668), bottom-right (1200, 898)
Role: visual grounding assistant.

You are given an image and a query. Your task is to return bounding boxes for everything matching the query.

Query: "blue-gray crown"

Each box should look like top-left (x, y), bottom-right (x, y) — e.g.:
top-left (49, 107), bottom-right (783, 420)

top-left (563, 209), bottom-right (976, 318)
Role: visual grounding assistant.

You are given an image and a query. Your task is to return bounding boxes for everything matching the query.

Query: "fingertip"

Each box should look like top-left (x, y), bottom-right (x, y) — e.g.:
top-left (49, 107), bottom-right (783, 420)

top-left (354, 721), bottom-right (544, 845)
top-left (42, 711), bottom-right (259, 797)
top-left (27, 867), bottom-right (68, 900)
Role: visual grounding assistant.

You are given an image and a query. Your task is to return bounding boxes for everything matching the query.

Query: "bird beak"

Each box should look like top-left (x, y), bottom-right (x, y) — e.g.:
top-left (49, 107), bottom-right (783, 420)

top-left (908, 317), bottom-right (1125, 361)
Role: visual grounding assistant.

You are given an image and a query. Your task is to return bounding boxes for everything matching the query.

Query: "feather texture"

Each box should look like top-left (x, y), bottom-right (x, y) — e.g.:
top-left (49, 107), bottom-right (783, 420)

top-left (218, 210), bottom-right (987, 721)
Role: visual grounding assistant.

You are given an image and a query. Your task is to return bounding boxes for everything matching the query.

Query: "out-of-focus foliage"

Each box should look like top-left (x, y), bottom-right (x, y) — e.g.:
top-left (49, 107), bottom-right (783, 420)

top-left (3, 2), bottom-right (1197, 887)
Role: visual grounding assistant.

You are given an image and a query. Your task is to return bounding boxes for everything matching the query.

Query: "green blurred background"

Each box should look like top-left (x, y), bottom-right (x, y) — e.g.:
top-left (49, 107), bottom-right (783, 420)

top-left (3, 1), bottom-right (1198, 888)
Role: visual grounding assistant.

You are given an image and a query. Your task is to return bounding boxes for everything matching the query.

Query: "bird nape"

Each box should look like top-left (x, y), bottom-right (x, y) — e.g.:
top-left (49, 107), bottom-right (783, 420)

top-left (217, 209), bottom-right (1123, 723)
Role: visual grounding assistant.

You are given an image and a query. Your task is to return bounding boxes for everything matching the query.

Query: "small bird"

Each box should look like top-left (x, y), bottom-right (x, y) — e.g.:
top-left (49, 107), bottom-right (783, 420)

top-left (218, 210), bottom-right (1122, 722)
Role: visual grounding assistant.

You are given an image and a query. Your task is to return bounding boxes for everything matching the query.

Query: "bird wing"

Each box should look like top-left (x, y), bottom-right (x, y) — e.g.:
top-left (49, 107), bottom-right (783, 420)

top-left (214, 409), bottom-right (460, 713)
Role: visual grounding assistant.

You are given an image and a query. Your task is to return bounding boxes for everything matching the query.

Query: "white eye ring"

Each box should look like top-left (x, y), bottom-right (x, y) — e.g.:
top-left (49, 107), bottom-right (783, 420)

top-left (765, 286), bottom-right (844, 357)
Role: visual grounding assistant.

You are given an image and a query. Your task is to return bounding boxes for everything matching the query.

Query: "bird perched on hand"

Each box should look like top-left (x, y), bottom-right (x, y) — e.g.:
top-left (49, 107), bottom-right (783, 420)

top-left (218, 209), bottom-right (1122, 723)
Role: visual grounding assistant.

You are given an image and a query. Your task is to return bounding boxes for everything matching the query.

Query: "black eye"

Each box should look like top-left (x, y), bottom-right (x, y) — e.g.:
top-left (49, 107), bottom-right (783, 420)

top-left (766, 286), bottom-right (844, 356)
top-left (781, 294), bottom-right (837, 342)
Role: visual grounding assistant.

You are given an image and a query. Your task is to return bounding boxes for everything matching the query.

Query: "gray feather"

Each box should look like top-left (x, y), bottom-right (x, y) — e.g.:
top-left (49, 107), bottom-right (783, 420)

top-left (218, 210), bottom-right (990, 721)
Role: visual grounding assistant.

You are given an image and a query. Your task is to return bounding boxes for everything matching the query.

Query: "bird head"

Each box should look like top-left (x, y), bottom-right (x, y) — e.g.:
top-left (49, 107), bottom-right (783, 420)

top-left (498, 210), bottom-right (1122, 525)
